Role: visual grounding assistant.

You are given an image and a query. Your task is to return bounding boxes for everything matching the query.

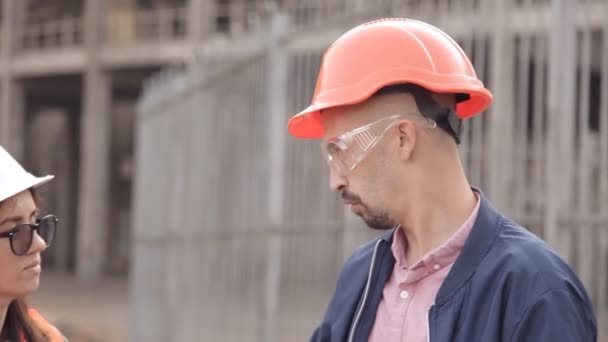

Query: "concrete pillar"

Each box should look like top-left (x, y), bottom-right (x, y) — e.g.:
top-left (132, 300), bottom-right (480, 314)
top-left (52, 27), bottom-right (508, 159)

top-left (77, 0), bottom-right (111, 280)
top-left (0, 79), bottom-right (24, 157)
top-left (187, 0), bottom-right (203, 43)
top-left (186, 0), bottom-right (205, 62)
top-left (0, 0), bottom-right (25, 158)
top-left (230, 1), bottom-right (246, 34)
top-left (200, 0), bottom-right (217, 37)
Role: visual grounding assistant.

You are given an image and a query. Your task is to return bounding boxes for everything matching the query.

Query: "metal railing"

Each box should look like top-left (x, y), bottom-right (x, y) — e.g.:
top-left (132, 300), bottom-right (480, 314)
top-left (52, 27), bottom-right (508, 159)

top-left (20, 17), bottom-right (84, 51)
top-left (215, 1), bottom-right (270, 34)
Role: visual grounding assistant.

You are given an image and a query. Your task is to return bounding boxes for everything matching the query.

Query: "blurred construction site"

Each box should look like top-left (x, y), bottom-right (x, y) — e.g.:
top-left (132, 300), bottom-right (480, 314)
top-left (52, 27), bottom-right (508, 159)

top-left (0, 0), bottom-right (606, 341)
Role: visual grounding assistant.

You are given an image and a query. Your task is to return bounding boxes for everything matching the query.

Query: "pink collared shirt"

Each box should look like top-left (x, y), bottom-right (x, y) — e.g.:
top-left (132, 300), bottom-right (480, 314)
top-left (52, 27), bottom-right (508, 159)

top-left (368, 194), bottom-right (480, 341)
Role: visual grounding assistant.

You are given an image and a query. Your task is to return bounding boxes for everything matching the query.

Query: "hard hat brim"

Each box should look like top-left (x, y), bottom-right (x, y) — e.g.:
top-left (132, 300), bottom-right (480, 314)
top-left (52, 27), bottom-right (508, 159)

top-left (288, 69), bottom-right (493, 139)
top-left (0, 174), bottom-right (54, 203)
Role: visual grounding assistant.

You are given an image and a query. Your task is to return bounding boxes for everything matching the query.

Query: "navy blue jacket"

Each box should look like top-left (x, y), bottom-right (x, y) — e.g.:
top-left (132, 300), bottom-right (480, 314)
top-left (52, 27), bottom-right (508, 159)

top-left (311, 193), bottom-right (597, 341)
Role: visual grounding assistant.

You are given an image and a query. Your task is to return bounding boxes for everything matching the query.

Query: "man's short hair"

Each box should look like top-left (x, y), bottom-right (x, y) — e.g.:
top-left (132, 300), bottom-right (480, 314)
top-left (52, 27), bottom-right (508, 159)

top-left (374, 83), bottom-right (464, 144)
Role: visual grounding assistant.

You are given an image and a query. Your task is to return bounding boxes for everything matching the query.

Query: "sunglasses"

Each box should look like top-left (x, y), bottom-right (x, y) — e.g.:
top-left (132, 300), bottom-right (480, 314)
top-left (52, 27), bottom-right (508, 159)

top-left (0, 215), bottom-right (58, 256)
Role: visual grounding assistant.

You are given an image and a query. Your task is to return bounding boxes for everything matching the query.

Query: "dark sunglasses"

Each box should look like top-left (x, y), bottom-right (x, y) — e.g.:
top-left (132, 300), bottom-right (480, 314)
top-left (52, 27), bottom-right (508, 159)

top-left (0, 215), bottom-right (58, 256)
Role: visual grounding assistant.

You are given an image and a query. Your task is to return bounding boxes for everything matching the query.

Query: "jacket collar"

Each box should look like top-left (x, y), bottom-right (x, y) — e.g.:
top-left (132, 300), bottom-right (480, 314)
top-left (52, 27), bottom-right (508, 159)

top-left (434, 189), bottom-right (504, 305)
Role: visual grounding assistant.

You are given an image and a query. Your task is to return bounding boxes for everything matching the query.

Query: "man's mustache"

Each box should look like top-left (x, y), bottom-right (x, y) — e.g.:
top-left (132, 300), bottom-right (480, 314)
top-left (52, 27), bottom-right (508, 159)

top-left (341, 191), bottom-right (362, 204)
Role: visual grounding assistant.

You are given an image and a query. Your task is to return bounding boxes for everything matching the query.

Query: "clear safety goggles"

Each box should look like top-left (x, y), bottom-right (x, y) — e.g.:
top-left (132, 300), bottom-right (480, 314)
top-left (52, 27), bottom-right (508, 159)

top-left (320, 114), bottom-right (437, 176)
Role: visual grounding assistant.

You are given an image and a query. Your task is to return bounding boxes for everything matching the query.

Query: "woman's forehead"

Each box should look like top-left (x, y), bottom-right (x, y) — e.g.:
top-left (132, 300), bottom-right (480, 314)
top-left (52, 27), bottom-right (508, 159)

top-left (0, 191), bottom-right (37, 219)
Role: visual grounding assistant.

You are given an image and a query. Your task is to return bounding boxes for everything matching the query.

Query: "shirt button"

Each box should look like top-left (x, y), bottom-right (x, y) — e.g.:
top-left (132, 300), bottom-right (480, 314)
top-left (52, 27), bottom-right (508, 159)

top-left (433, 264), bottom-right (440, 270)
top-left (400, 290), bottom-right (409, 299)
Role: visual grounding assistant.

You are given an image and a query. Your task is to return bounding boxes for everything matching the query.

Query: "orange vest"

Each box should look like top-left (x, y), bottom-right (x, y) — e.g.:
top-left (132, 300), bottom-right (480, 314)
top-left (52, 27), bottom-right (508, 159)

top-left (24, 309), bottom-right (64, 342)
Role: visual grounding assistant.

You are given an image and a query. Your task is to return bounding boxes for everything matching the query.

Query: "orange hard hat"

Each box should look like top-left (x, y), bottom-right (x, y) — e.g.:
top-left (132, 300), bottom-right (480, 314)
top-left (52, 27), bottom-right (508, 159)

top-left (287, 18), bottom-right (493, 138)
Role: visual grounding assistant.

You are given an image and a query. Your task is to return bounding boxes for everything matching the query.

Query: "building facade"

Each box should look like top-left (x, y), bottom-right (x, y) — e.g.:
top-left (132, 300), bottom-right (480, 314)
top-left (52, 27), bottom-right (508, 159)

top-left (0, 0), bottom-right (276, 279)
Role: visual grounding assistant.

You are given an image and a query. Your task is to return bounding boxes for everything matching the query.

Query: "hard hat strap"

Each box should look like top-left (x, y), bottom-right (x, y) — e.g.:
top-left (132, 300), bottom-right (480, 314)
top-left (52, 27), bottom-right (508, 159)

top-left (376, 84), bottom-right (462, 144)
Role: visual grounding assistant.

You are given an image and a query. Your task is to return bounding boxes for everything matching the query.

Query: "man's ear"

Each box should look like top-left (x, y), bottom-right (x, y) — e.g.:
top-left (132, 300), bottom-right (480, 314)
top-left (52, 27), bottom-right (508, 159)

top-left (397, 120), bottom-right (417, 161)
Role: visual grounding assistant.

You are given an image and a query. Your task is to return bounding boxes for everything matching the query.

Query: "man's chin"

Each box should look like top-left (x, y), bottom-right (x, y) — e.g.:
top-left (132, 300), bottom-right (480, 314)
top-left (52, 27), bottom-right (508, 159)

top-left (365, 223), bottom-right (395, 231)
top-left (347, 203), bottom-right (394, 230)
top-left (359, 215), bottom-right (395, 230)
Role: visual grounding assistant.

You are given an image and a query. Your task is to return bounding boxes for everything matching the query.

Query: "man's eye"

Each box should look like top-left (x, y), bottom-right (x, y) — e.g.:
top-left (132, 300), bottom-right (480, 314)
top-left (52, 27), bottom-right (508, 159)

top-left (328, 143), bottom-right (346, 155)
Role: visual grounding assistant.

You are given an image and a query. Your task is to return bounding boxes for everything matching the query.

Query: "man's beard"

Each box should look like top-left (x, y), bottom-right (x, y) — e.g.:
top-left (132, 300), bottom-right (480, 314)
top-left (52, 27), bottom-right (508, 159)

top-left (342, 191), bottom-right (395, 230)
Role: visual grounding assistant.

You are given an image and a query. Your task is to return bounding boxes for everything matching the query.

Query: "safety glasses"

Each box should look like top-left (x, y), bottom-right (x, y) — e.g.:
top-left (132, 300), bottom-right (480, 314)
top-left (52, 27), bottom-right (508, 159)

top-left (0, 214), bottom-right (58, 256)
top-left (320, 114), bottom-right (436, 176)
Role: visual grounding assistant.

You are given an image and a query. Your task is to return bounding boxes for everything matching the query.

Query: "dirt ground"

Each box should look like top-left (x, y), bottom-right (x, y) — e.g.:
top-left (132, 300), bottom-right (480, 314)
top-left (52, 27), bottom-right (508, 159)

top-left (29, 271), bottom-right (128, 342)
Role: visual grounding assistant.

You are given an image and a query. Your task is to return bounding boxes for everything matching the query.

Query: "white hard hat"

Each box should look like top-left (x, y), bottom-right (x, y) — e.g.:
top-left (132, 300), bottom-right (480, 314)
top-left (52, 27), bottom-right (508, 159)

top-left (0, 146), bottom-right (54, 203)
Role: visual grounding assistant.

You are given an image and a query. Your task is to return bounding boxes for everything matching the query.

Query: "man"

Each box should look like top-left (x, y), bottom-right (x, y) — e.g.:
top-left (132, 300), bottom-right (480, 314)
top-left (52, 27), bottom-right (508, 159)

top-left (287, 18), bottom-right (596, 342)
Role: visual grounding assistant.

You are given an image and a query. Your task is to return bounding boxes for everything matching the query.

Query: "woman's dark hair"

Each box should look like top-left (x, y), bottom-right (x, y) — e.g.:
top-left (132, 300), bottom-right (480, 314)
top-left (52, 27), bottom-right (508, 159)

top-left (1, 300), bottom-right (48, 341)
top-left (0, 189), bottom-right (49, 342)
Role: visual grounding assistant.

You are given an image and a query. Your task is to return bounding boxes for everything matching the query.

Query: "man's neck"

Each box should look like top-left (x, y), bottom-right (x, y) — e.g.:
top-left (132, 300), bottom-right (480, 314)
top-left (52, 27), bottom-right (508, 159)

top-left (400, 183), bottom-right (477, 266)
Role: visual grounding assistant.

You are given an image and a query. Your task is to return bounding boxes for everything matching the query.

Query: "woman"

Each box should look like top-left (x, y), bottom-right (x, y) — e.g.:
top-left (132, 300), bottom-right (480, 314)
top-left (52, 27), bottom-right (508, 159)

top-left (0, 146), bottom-right (65, 341)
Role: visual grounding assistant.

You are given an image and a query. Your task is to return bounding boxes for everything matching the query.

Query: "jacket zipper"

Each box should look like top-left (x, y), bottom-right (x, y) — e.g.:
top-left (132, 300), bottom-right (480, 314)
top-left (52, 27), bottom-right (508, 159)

top-left (427, 307), bottom-right (433, 342)
top-left (347, 239), bottom-right (382, 342)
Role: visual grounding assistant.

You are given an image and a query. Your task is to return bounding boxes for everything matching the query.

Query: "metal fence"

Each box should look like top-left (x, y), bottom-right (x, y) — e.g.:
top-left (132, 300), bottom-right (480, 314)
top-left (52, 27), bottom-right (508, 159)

top-left (133, 1), bottom-right (608, 341)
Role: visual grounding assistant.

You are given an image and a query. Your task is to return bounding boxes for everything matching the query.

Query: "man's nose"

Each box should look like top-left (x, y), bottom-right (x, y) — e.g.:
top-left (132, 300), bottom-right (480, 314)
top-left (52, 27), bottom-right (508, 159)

top-left (329, 167), bottom-right (347, 192)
